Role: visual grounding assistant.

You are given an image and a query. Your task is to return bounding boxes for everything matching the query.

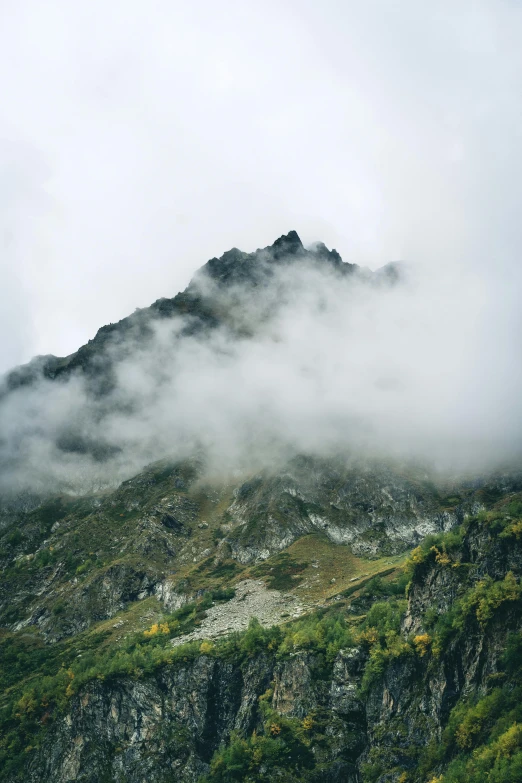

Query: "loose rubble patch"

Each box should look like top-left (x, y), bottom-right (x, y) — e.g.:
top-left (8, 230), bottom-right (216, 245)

top-left (171, 579), bottom-right (311, 646)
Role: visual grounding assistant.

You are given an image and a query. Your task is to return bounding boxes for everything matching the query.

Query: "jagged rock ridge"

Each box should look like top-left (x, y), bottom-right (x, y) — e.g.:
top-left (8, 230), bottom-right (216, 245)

top-left (2, 231), bottom-right (361, 394)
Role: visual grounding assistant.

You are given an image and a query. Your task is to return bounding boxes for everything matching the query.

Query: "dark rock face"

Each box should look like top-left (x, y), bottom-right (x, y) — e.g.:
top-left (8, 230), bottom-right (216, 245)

top-left (24, 652), bottom-right (365, 783)
top-left (0, 451), bottom-right (484, 644)
top-left (224, 458), bottom-right (465, 562)
top-left (359, 523), bottom-right (522, 781)
top-left (196, 231), bottom-right (356, 290)
top-left (15, 519), bottom-right (522, 783)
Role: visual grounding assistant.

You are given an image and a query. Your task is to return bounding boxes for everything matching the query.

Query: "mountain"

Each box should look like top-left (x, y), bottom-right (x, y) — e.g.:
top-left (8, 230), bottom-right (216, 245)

top-left (2, 231), bottom-right (355, 395)
top-left (0, 231), bottom-right (394, 499)
top-left (1, 233), bottom-right (522, 783)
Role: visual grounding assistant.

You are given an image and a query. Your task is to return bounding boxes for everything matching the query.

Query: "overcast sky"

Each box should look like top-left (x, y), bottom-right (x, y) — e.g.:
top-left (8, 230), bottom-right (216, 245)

top-left (1, 0), bottom-right (521, 373)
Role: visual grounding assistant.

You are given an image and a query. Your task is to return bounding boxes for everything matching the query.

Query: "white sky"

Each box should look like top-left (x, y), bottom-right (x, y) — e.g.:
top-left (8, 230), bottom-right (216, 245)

top-left (1, 0), bottom-right (521, 372)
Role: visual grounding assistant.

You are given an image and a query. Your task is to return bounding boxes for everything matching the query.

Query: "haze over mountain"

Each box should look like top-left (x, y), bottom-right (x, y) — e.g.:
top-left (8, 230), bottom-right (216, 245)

top-left (1, 231), bottom-right (520, 500)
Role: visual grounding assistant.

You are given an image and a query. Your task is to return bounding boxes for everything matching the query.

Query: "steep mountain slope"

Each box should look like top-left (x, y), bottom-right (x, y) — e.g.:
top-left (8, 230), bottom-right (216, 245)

top-left (1, 231), bottom-right (353, 396)
top-left (0, 231), bottom-right (399, 500)
top-left (1, 232), bottom-right (522, 782)
top-left (2, 452), bottom-right (510, 645)
top-left (3, 493), bottom-right (522, 783)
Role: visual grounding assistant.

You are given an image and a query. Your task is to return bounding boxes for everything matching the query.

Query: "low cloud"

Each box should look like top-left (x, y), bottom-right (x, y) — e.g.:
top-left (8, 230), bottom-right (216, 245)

top-left (1, 245), bottom-right (521, 497)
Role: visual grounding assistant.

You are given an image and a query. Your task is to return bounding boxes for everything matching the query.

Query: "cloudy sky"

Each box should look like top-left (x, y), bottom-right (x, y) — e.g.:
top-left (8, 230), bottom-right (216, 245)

top-left (1, 0), bottom-right (521, 373)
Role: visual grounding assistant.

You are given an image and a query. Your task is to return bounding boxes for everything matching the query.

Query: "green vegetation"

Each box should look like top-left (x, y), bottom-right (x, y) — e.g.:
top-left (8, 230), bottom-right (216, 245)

top-left (456, 571), bottom-right (521, 628)
top-left (402, 512), bottom-right (522, 660)
top-left (404, 527), bottom-right (465, 579)
top-left (360, 571), bottom-right (410, 598)
top-left (250, 552), bottom-right (308, 591)
top-left (358, 598), bottom-right (409, 694)
top-left (342, 568), bottom-right (407, 600)
top-left (191, 557), bottom-right (242, 589)
top-left (0, 596), bottom-right (366, 780)
top-left (0, 588), bottom-right (235, 778)
top-left (470, 493), bottom-right (522, 537)
top-left (194, 589), bottom-right (410, 783)
top-left (2, 472), bottom-right (522, 781)
top-left (381, 505), bottom-right (522, 783)
top-left (415, 631), bottom-right (522, 783)
top-left (415, 570), bottom-right (522, 660)
top-left (200, 691), bottom-right (316, 782)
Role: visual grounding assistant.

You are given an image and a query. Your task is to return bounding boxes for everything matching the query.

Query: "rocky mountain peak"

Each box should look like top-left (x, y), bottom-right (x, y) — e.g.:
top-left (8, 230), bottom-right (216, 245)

top-left (1, 231), bottom-right (369, 396)
top-left (269, 229), bottom-right (304, 257)
top-left (193, 230), bottom-right (356, 290)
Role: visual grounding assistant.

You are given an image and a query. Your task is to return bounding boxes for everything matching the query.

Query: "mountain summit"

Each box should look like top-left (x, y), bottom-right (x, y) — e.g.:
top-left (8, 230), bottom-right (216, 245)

top-left (1, 232), bottom-right (522, 783)
top-left (4, 232), bottom-right (358, 394)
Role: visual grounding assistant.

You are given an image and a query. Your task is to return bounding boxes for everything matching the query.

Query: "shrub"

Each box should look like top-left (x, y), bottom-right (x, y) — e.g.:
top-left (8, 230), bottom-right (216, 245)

top-left (404, 529), bottom-right (464, 580)
top-left (362, 571), bottom-right (410, 598)
top-left (143, 622), bottom-right (170, 638)
top-left (210, 587), bottom-right (235, 602)
top-left (75, 559), bottom-right (93, 576)
top-left (7, 529), bottom-right (24, 547)
top-left (362, 599), bottom-right (407, 640)
top-left (413, 633), bottom-right (432, 657)
top-left (500, 521), bottom-right (522, 540)
top-left (201, 694), bottom-right (316, 782)
top-left (276, 611), bottom-right (354, 662)
top-left (357, 599), bottom-right (410, 694)
top-left (457, 572), bottom-right (521, 629)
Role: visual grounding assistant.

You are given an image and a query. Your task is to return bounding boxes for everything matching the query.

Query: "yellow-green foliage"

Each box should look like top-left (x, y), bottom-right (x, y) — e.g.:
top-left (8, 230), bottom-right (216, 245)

top-left (357, 599), bottom-right (410, 693)
top-left (425, 572), bottom-right (522, 660)
top-left (436, 717), bottom-right (522, 783)
top-left (433, 546), bottom-right (452, 566)
top-left (143, 622), bottom-right (170, 638)
top-left (453, 690), bottom-right (505, 750)
top-left (360, 630), bottom-right (412, 693)
top-left (500, 520), bottom-right (522, 540)
top-left (417, 630), bottom-right (522, 783)
top-left (201, 693), bottom-right (328, 782)
top-left (413, 633), bottom-right (432, 657)
top-left (474, 722), bottom-right (522, 764)
top-left (404, 529), bottom-right (464, 582)
top-left (457, 572), bottom-right (521, 629)
top-left (277, 612), bottom-right (354, 661)
top-left (476, 496), bottom-right (522, 541)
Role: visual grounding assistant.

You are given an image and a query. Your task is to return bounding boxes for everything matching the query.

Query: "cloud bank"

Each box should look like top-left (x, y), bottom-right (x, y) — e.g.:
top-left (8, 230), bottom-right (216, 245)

top-left (1, 243), bottom-right (521, 496)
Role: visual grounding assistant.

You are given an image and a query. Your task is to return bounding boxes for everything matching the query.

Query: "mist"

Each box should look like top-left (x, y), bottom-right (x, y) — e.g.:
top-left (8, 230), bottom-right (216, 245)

top-left (1, 242), bottom-right (521, 496)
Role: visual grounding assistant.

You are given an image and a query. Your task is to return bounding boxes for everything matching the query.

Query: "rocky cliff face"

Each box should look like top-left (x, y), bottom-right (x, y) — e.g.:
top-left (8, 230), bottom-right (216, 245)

top-left (0, 452), bottom-right (491, 644)
top-left (360, 516), bottom-right (522, 782)
top-left (23, 650), bottom-right (365, 783)
top-left (4, 494), bottom-right (521, 783)
top-left (223, 458), bottom-right (465, 562)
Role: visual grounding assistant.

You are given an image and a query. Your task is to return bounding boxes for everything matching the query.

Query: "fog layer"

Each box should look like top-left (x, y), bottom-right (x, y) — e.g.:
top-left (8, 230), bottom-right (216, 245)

top-left (1, 240), bottom-right (521, 495)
